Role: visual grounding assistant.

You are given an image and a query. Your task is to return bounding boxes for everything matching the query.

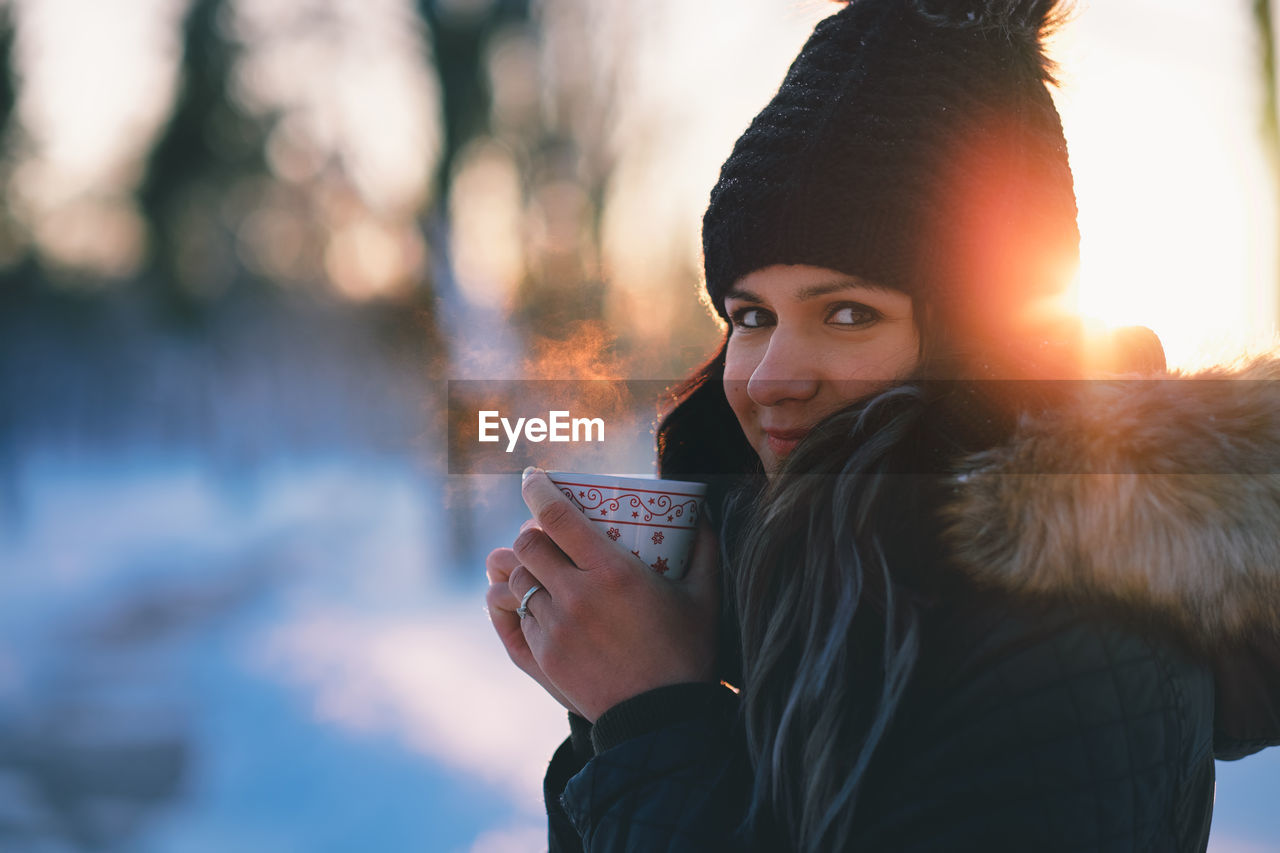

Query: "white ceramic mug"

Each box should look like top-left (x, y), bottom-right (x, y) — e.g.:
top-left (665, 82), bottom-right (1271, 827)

top-left (545, 471), bottom-right (708, 579)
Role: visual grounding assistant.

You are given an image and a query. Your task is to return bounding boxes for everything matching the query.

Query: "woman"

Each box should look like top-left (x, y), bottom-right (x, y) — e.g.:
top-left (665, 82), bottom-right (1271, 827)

top-left (486, 1), bottom-right (1280, 849)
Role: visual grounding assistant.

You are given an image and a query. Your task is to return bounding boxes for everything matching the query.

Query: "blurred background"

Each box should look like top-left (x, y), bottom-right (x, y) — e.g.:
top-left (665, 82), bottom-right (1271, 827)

top-left (0, 0), bottom-right (1278, 850)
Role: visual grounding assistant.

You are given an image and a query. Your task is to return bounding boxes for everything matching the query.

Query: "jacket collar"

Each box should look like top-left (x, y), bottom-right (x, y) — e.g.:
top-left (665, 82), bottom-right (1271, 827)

top-left (941, 351), bottom-right (1280, 649)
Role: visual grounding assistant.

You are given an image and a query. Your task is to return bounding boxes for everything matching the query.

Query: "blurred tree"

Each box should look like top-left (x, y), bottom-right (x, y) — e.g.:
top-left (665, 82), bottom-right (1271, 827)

top-left (0, 1), bottom-right (26, 276)
top-left (415, 0), bottom-right (531, 208)
top-left (137, 0), bottom-right (271, 322)
top-left (1255, 0), bottom-right (1280, 324)
top-left (0, 3), bottom-right (20, 535)
top-left (0, 2), bottom-right (17, 159)
top-left (417, 0), bottom-right (618, 348)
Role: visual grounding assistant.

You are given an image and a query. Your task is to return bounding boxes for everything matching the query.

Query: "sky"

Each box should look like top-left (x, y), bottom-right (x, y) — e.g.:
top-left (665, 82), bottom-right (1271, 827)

top-left (592, 0), bottom-right (1280, 366)
top-left (11, 0), bottom-right (1276, 367)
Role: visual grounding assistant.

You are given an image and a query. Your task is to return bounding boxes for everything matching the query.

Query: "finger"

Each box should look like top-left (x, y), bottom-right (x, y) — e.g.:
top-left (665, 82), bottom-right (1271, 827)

top-left (685, 519), bottom-right (718, 576)
top-left (511, 526), bottom-right (577, 595)
top-left (486, 583), bottom-right (579, 715)
top-left (486, 577), bottom-right (520, 613)
top-left (489, 574), bottom-right (547, 662)
top-left (509, 564), bottom-right (549, 656)
top-left (487, 582), bottom-right (538, 664)
top-left (485, 547), bottom-right (520, 584)
top-left (681, 519), bottom-right (720, 600)
top-left (520, 468), bottom-right (614, 570)
top-left (508, 563), bottom-right (551, 622)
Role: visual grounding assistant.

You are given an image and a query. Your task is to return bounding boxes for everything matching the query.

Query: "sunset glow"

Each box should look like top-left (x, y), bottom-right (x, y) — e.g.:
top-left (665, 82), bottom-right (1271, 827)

top-left (1051, 1), bottom-right (1278, 368)
top-left (587, 0), bottom-right (1279, 368)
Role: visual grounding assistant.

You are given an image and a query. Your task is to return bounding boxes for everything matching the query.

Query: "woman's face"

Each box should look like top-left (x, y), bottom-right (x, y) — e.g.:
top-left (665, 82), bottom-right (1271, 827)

top-left (723, 264), bottom-right (920, 475)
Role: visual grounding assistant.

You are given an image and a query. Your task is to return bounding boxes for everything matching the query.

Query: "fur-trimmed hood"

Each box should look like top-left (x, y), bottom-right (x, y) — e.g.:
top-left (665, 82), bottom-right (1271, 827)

top-left (942, 351), bottom-right (1280, 757)
top-left (944, 351), bottom-right (1280, 649)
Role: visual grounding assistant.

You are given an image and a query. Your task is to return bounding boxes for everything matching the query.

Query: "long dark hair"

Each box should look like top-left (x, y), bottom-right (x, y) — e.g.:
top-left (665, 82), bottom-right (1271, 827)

top-left (733, 386), bottom-right (940, 850)
top-left (658, 339), bottom-right (938, 851)
top-left (656, 0), bottom-right (1087, 837)
top-left (656, 289), bottom-right (1090, 850)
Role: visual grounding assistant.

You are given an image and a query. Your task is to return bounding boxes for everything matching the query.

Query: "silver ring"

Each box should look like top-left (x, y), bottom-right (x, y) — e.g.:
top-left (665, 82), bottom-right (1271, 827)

top-left (517, 583), bottom-right (542, 620)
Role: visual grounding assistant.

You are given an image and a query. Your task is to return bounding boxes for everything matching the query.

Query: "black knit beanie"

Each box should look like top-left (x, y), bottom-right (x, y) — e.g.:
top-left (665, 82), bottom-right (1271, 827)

top-left (701, 0), bottom-right (1079, 326)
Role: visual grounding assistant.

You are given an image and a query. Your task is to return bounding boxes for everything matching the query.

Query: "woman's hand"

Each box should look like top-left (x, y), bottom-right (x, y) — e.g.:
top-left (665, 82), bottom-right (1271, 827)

top-left (486, 541), bottom-right (584, 717)
top-left (499, 469), bottom-right (720, 723)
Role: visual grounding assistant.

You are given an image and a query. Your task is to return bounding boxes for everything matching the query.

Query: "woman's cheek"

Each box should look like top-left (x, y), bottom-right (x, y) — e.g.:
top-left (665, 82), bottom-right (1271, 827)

top-left (722, 344), bottom-right (757, 429)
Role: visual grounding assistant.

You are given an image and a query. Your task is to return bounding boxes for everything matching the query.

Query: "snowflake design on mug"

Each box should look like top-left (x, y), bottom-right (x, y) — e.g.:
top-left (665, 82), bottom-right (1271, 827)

top-left (557, 486), bottom-right (700, 527)
top-left (606, 527), bottom-right (621, 541)
top-left (651, 556), bottom-right (669, 575)
top-left (651, 530), bottom-right (664, 545)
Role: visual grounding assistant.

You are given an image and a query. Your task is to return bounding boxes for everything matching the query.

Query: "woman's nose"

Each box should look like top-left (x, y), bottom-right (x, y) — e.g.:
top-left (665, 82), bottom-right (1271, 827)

top-left (746, 335), bottom-right (819, 407)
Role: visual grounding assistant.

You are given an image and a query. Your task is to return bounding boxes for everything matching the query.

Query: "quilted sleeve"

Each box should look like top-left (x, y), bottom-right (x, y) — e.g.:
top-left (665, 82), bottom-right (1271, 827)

top-left (848, 608), bottom-right (1217, 852)
top-left (552, 601), bottom-right (1219, 851)
top-left (1211, 626), bottom-right (1280, 761)
top-left (546, 714), bottom-right (595, 853)
top-left (558, 683), bottom-right (756, 852)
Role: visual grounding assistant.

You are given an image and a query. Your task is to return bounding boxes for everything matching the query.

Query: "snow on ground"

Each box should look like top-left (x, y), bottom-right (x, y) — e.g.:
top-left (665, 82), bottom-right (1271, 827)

top-left (0, 449), bottom-right (564, 852)
top-left (0, 448), bottom-right (1276, 851)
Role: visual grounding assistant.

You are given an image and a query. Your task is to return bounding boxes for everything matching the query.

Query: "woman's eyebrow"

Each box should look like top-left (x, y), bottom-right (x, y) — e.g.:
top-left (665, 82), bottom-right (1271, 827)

top-left (793, 280), bottom-right (893, 300)
top-left (723, 287), bottom-right (764, 303)
top-left (724, 280), bottom-right (893, 304)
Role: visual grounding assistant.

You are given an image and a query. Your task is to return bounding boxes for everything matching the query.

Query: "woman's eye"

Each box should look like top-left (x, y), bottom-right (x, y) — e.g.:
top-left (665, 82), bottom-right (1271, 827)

top-left (729, 307), bottom-right (772, 329)
top-left (827, 304), bottom-right (880, 327)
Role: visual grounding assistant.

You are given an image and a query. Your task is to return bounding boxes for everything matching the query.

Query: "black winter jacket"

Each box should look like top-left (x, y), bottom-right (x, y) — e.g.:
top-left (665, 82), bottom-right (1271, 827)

top-left (543, 363), bottom-right (1280, 852)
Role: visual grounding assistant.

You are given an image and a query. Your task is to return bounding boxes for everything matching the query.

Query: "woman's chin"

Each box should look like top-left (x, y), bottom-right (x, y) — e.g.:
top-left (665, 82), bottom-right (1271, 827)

top-left (759, 449), bottom-right (791, 480)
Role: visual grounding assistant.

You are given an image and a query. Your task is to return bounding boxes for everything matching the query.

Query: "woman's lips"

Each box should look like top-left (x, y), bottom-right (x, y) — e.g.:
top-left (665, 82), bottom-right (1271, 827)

top-left (764, 428), bottom-right (809, 458)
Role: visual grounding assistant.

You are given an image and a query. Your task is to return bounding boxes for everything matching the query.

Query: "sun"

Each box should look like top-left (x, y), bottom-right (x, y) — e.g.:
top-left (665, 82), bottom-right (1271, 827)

top-left (1048, 11), bottom-right (1278, 370)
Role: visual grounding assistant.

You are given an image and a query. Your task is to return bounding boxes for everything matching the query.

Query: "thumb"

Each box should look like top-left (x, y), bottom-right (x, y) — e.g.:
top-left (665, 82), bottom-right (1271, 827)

top-left (681, 519), bottom-right (720, 600)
